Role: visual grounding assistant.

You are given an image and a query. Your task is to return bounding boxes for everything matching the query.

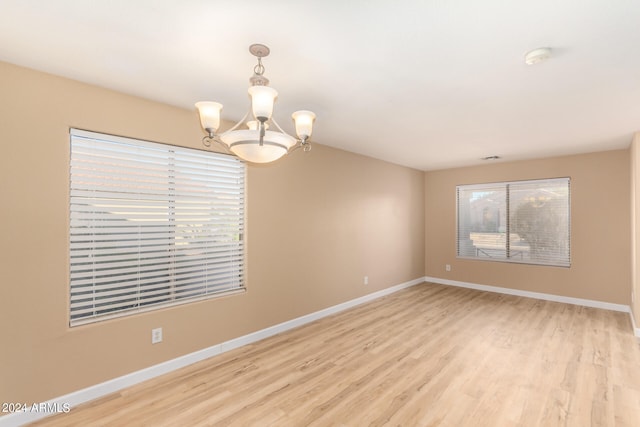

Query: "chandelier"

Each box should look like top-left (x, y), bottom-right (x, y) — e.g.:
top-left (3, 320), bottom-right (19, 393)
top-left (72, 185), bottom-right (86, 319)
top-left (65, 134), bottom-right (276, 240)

top-left (195, 44), bottom-right (316, 164)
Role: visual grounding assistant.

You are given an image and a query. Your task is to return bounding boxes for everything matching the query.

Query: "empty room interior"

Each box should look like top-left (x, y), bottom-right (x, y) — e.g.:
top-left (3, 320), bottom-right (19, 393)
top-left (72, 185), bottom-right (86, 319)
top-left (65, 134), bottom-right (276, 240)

top-left (1, 1), bottom-right (640, 426)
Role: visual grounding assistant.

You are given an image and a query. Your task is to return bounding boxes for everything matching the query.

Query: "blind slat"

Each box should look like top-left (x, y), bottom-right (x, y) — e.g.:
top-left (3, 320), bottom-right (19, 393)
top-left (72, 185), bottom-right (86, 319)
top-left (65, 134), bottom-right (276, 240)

top-left (70, 273), bottom-right (244, 301)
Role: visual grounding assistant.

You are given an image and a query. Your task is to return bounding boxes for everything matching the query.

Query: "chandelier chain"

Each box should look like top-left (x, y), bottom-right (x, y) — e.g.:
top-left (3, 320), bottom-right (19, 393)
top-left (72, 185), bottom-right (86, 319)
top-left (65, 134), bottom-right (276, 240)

top-left (254, 57), bottom-right (265, 76)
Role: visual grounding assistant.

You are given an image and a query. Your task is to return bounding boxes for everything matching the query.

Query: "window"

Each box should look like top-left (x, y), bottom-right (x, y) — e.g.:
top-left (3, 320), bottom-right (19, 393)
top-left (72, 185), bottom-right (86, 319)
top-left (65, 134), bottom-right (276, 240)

top-left (457, 178), bottom-right (570, 267)
top-left (69, 129), bottom-right (245, 326)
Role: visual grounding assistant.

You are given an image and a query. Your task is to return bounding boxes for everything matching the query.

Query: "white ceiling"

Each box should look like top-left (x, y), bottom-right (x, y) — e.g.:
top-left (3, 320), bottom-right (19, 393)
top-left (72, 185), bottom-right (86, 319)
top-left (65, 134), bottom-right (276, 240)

top-left (1, 0), bottom-right (639, 170)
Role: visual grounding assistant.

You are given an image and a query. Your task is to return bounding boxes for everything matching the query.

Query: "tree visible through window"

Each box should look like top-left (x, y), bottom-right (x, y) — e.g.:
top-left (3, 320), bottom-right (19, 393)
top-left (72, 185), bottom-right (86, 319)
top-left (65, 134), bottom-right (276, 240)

top-left (457, 178), bottom-right (570, 267)
top-left (69, 129), bottom-right (245, 326)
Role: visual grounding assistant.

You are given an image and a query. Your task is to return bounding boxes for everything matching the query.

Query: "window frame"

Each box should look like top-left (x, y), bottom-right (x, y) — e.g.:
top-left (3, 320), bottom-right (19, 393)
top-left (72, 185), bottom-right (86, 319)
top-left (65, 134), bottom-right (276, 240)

top-left (456, 177), bottom-right (571, 268)
top-left (69, 129), bottom-right (246, 326)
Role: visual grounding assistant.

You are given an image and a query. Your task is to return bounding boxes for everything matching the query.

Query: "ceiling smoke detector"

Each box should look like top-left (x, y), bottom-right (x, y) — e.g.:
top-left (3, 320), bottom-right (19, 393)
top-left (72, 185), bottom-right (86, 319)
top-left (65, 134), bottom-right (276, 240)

top-left (524, 47), bottom-right (552, 65)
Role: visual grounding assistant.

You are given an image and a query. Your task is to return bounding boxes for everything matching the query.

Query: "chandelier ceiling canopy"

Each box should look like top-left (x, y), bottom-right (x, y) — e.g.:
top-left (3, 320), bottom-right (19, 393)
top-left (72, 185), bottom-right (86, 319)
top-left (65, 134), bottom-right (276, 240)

top-left (196, 44), bottom-right (316, 164)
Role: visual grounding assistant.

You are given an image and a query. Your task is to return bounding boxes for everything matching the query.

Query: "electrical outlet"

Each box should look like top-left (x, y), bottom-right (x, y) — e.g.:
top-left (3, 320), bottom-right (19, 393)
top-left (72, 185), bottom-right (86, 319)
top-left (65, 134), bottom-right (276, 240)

top-left (151, 327), bottom-right (163, 344)
top-left (364, 276), bottom-right (369, 285)
top-left (445, 264), bottom-right (451, 272)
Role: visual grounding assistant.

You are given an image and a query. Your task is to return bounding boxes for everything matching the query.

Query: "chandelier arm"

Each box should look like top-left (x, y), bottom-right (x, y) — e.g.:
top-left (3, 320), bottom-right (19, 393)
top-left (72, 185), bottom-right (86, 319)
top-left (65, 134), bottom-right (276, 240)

top-left (215, 139), bottom-right (234, 155)
top-left (270, 117), bottom-right (295, 139)
top-left (202, 135), bottom-right (233, 155)
top-left (287, 139), bottom-right (311, 154)
top-left (288, 142), bottom-right (303, 154)
top-left (218, 110), bottom-right (251, 136)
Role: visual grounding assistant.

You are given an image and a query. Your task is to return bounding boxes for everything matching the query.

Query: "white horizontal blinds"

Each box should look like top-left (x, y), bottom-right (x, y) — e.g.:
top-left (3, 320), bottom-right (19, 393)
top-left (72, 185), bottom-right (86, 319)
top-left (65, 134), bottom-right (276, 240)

top-left (457, 178), bottom-right (570, 267)
top-left (69, 129), bottom-right (245, 326)
top-left (509, 179), bottom-right (570, 266)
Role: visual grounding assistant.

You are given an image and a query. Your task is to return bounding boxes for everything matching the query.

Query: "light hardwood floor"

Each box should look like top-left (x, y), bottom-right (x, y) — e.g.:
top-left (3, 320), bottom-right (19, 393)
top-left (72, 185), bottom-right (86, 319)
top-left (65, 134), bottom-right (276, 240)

top-left (30, 283), bottom-right (640, 426)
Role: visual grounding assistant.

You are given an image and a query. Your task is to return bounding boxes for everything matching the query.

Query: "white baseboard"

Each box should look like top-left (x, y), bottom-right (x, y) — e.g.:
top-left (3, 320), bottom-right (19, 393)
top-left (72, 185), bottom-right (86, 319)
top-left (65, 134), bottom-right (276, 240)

top-left (425, 276), bottom-right (640, 338)
top-left (631, 309), bottom-right (640, 338)
top-left (0, 277), bottom-right (425, 427)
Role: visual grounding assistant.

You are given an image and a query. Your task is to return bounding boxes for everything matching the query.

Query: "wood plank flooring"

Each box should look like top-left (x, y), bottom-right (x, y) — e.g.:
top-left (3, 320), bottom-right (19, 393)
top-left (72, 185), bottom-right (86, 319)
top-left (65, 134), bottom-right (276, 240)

top-left (30, 283), bottom-right (640, 426)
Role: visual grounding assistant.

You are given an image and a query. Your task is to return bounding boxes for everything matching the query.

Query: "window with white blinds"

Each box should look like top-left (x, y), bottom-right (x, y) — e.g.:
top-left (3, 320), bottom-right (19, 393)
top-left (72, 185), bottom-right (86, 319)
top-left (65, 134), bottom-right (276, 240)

top-left (69, 129), bottom-right (245, 326)
top-left (457, 178), bottom-right (570, 267)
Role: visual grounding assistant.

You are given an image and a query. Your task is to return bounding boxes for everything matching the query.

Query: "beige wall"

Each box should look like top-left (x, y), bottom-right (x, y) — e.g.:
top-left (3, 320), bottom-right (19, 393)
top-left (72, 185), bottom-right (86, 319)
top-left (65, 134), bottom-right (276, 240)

top-left (0, 61), bottom-right (425, 405)
top-left (631, 134), bottom-right (640, 325)
top-left (425, 151), bottom-right (631, 304)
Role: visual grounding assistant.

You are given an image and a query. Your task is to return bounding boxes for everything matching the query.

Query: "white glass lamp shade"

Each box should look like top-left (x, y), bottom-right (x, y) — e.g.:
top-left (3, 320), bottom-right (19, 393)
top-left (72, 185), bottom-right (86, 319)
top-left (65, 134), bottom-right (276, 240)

top-left (220, 129), bottom-right (296, 163)
top-left (195, 101), bottom-right (223, 133)
top-left (248, 86), bottom-right (277, 121)
top-left (246, 120), bottom-right (269, 131)
top-left (291, 110), bottom-right (316, 139)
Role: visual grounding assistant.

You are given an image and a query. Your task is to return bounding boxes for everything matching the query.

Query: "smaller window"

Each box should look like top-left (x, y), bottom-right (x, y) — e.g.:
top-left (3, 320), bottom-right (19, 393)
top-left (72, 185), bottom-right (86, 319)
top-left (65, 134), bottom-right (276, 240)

top-left (457, 178), bottom-right (570, 267)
